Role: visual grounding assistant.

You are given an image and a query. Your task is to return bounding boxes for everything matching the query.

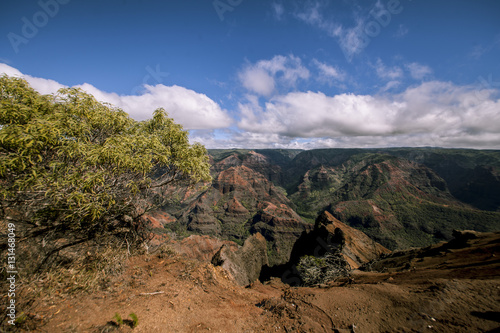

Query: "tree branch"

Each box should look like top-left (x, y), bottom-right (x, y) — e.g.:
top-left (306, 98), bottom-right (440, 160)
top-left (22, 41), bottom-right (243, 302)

top-left (36, 237), bottom-right (91, 273)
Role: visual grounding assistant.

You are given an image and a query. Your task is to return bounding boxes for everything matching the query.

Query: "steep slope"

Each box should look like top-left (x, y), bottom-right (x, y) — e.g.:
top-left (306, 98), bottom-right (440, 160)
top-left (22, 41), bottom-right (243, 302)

top-left (386, 148), bottom-right (500, 211)
top-left (155, 148), bottom-right (500, 264)
top-left (315, 211), bottom-right (391, 269)
top-left (260, 210), bottom-right (390, 286)
top-left (284, 148), bottom-right (500, 210)
top-left (164, 152), bottom-right (312, 265)
top-left (288, 152), bottom-right (500, 249)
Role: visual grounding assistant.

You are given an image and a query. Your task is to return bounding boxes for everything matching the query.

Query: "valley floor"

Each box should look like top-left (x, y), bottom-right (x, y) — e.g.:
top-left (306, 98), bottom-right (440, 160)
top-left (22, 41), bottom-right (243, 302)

top-left (6, 232), bottom-right (500, 333)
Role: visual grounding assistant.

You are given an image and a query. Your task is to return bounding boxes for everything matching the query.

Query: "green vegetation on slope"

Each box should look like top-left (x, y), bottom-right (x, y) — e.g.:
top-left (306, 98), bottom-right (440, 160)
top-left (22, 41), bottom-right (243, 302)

top-left (167, 148), bottom-right (500, 259)
top-left (288, 152), bottom-right (500, 250)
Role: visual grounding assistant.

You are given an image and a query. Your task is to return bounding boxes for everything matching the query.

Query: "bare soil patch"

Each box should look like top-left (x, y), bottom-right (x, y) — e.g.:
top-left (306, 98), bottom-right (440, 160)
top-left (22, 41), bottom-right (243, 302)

top-left (3, 232), bottom-right (499, 332)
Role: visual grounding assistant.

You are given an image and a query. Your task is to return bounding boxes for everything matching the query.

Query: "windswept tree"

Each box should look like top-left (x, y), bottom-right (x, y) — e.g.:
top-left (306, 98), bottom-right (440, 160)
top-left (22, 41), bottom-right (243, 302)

top-left (0, 75), bottom-right (211, 272)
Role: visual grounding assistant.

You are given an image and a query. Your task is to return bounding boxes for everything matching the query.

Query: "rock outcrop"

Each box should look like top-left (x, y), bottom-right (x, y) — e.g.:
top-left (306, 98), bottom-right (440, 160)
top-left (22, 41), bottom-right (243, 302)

top-left (251, 202), bottom-right (313, 265)
top-left (290, 211), bottom-right (390, 269)
top-left (142, 211), bottom-right (176, 228)
top-left (173, 235), bottom-right (239, 262)
top-left (212, 233), bottom-right (269, 286)
top-left (317, 211), bottom-right (390, 269)
top-left (175, 153), bottom-right (312, 263)
top-left (260, 211), bottom-right (390, 286)
top-left (156, 148), bottom-right (500, 266)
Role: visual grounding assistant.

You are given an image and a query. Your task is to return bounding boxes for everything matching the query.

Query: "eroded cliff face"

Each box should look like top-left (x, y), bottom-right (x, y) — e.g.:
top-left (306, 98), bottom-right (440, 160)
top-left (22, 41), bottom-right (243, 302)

top-left (313, 211), bottom-right (390, 269)
top-left (250, 202), bottom-right (313, 265)
top-left (288, 211), bottom-right (389, 269)
top-left (291, 154), bottom-right (500, 249)
top-left (211, 233), bottom-right (268, 286)
top-left (260, 210), bottom-right (390, 286)
top-left (388, 148), bottom-right (500, 211)
top-left (166, 152), bottom-right (312, 265)
top-left (153, 148), bottom-right (500, 265)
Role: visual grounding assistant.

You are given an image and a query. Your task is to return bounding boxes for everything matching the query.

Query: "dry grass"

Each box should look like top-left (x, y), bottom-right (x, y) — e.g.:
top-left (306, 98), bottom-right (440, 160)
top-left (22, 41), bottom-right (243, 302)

top-left (0, 238), bottom-right (135, 330)
top-left (0, 235), bottom-right (182, 331)
top-left (22, 242), bottom-right (128, 298)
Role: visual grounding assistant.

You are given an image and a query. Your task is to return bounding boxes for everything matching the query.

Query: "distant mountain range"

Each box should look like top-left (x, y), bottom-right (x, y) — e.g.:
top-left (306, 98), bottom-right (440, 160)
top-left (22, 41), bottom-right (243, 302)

top-left (156, 148), bottom-right (500, 266)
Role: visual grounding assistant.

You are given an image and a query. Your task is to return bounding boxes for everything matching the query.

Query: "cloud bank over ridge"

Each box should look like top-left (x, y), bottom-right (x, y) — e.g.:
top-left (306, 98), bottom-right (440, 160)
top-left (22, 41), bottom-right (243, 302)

top-left (2, 61), bottom-right (499, 149)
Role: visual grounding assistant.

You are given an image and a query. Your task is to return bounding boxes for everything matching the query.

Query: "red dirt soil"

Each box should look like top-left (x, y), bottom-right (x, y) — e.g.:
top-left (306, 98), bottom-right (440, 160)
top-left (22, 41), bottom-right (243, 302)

top-left (5, 232), bottom-right (500, 333)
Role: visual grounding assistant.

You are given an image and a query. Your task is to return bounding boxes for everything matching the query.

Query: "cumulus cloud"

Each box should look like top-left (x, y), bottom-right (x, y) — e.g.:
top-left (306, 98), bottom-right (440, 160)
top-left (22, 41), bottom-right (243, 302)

top-left (237, 81), bottom-right (500, 148)
top-left (239, 67), bottom-right (275, 96)
top-left (0, 63), bottom-right (66, 95)
top-left (0, 63), bottom-right (22, 77)
top-left (190, 129), bottom-right (297, 149)
top-left (238, 55), bottom-right (310, 96)
top-left (0, 63), bottom-right (232, 130)
top-left (238, 91), bottom-right (395, 137)
top-left (76, 83), bottom-right (233, 128)
top-left (3, 63), bottom-right (498, 150)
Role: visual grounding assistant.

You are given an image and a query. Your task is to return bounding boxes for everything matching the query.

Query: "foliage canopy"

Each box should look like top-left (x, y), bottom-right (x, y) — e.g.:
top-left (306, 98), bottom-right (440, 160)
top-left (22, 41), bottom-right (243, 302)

top-left (0, 75), bottom-right (211, 271)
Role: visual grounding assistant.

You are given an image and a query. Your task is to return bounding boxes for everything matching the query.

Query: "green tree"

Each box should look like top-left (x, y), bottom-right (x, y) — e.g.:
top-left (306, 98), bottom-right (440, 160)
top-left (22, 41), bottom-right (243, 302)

top-left (0, 75), bottom-right (211, 272)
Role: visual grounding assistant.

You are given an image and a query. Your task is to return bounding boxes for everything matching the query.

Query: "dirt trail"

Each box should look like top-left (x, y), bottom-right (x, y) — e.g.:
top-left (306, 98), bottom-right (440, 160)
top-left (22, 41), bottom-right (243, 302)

top-left (5, 232), bottom-right (500, 332)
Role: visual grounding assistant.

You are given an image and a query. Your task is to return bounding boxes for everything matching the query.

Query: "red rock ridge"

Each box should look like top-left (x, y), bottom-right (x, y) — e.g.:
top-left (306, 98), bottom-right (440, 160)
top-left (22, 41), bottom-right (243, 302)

top-left (317, 211), bottom-right (390, 269)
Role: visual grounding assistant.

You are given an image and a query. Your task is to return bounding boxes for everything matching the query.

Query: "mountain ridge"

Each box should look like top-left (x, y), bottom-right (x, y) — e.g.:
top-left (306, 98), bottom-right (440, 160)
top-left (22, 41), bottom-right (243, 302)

top-left (160, 147), bottom-right (500, 264)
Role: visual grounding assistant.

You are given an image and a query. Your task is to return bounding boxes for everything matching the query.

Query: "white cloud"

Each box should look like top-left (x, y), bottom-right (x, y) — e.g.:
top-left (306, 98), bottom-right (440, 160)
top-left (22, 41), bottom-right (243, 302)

top-left (405, 62), bottom-right (432, 80)
top-left (0, 63), bottom-right (66, 95)
top-left (374, 60), bottom-right (433, 84)
top-left (190, 128), bottom-right (309, 149)
top-left (295, 2), bottom-right (323, 26)
top-left (295, 2), bottom-right (371, 61)
top-left (239, 67), bottom-right (275, 96)
top-left (238, 55), bottom-right (310, 96)
top-left (374, 58), bottom-right (403, 80)
top-left (0, 63), bottom-right (22, 77)
top-left (4, 63), bottom-right (498, 150)
top-left (312, 59), bottom-right (346, 82)
top-left (236, 81), bottom-right (500, 149)
top-left (259, 55), bottom-right (310, 83)
top-left (192, 130), bottom-right (500, 150)
top-left (382, 80), bottom-right (401, 91)
top-left (238, 91), bottom-right (395, 137)
top-left (0, 63), bottom-right (232, 130)
top-left (333, 19), bottom-right (368, 61)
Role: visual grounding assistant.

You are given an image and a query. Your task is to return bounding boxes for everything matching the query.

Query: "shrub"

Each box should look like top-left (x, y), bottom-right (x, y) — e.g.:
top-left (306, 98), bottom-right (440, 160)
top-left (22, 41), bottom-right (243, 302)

top-left (0, 75), bottom-right (211, 274)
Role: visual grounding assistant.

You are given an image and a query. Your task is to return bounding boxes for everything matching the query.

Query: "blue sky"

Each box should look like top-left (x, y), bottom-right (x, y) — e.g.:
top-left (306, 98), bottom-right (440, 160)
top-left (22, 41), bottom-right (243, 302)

top-left (1, 0), bottom-right (500, 149)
